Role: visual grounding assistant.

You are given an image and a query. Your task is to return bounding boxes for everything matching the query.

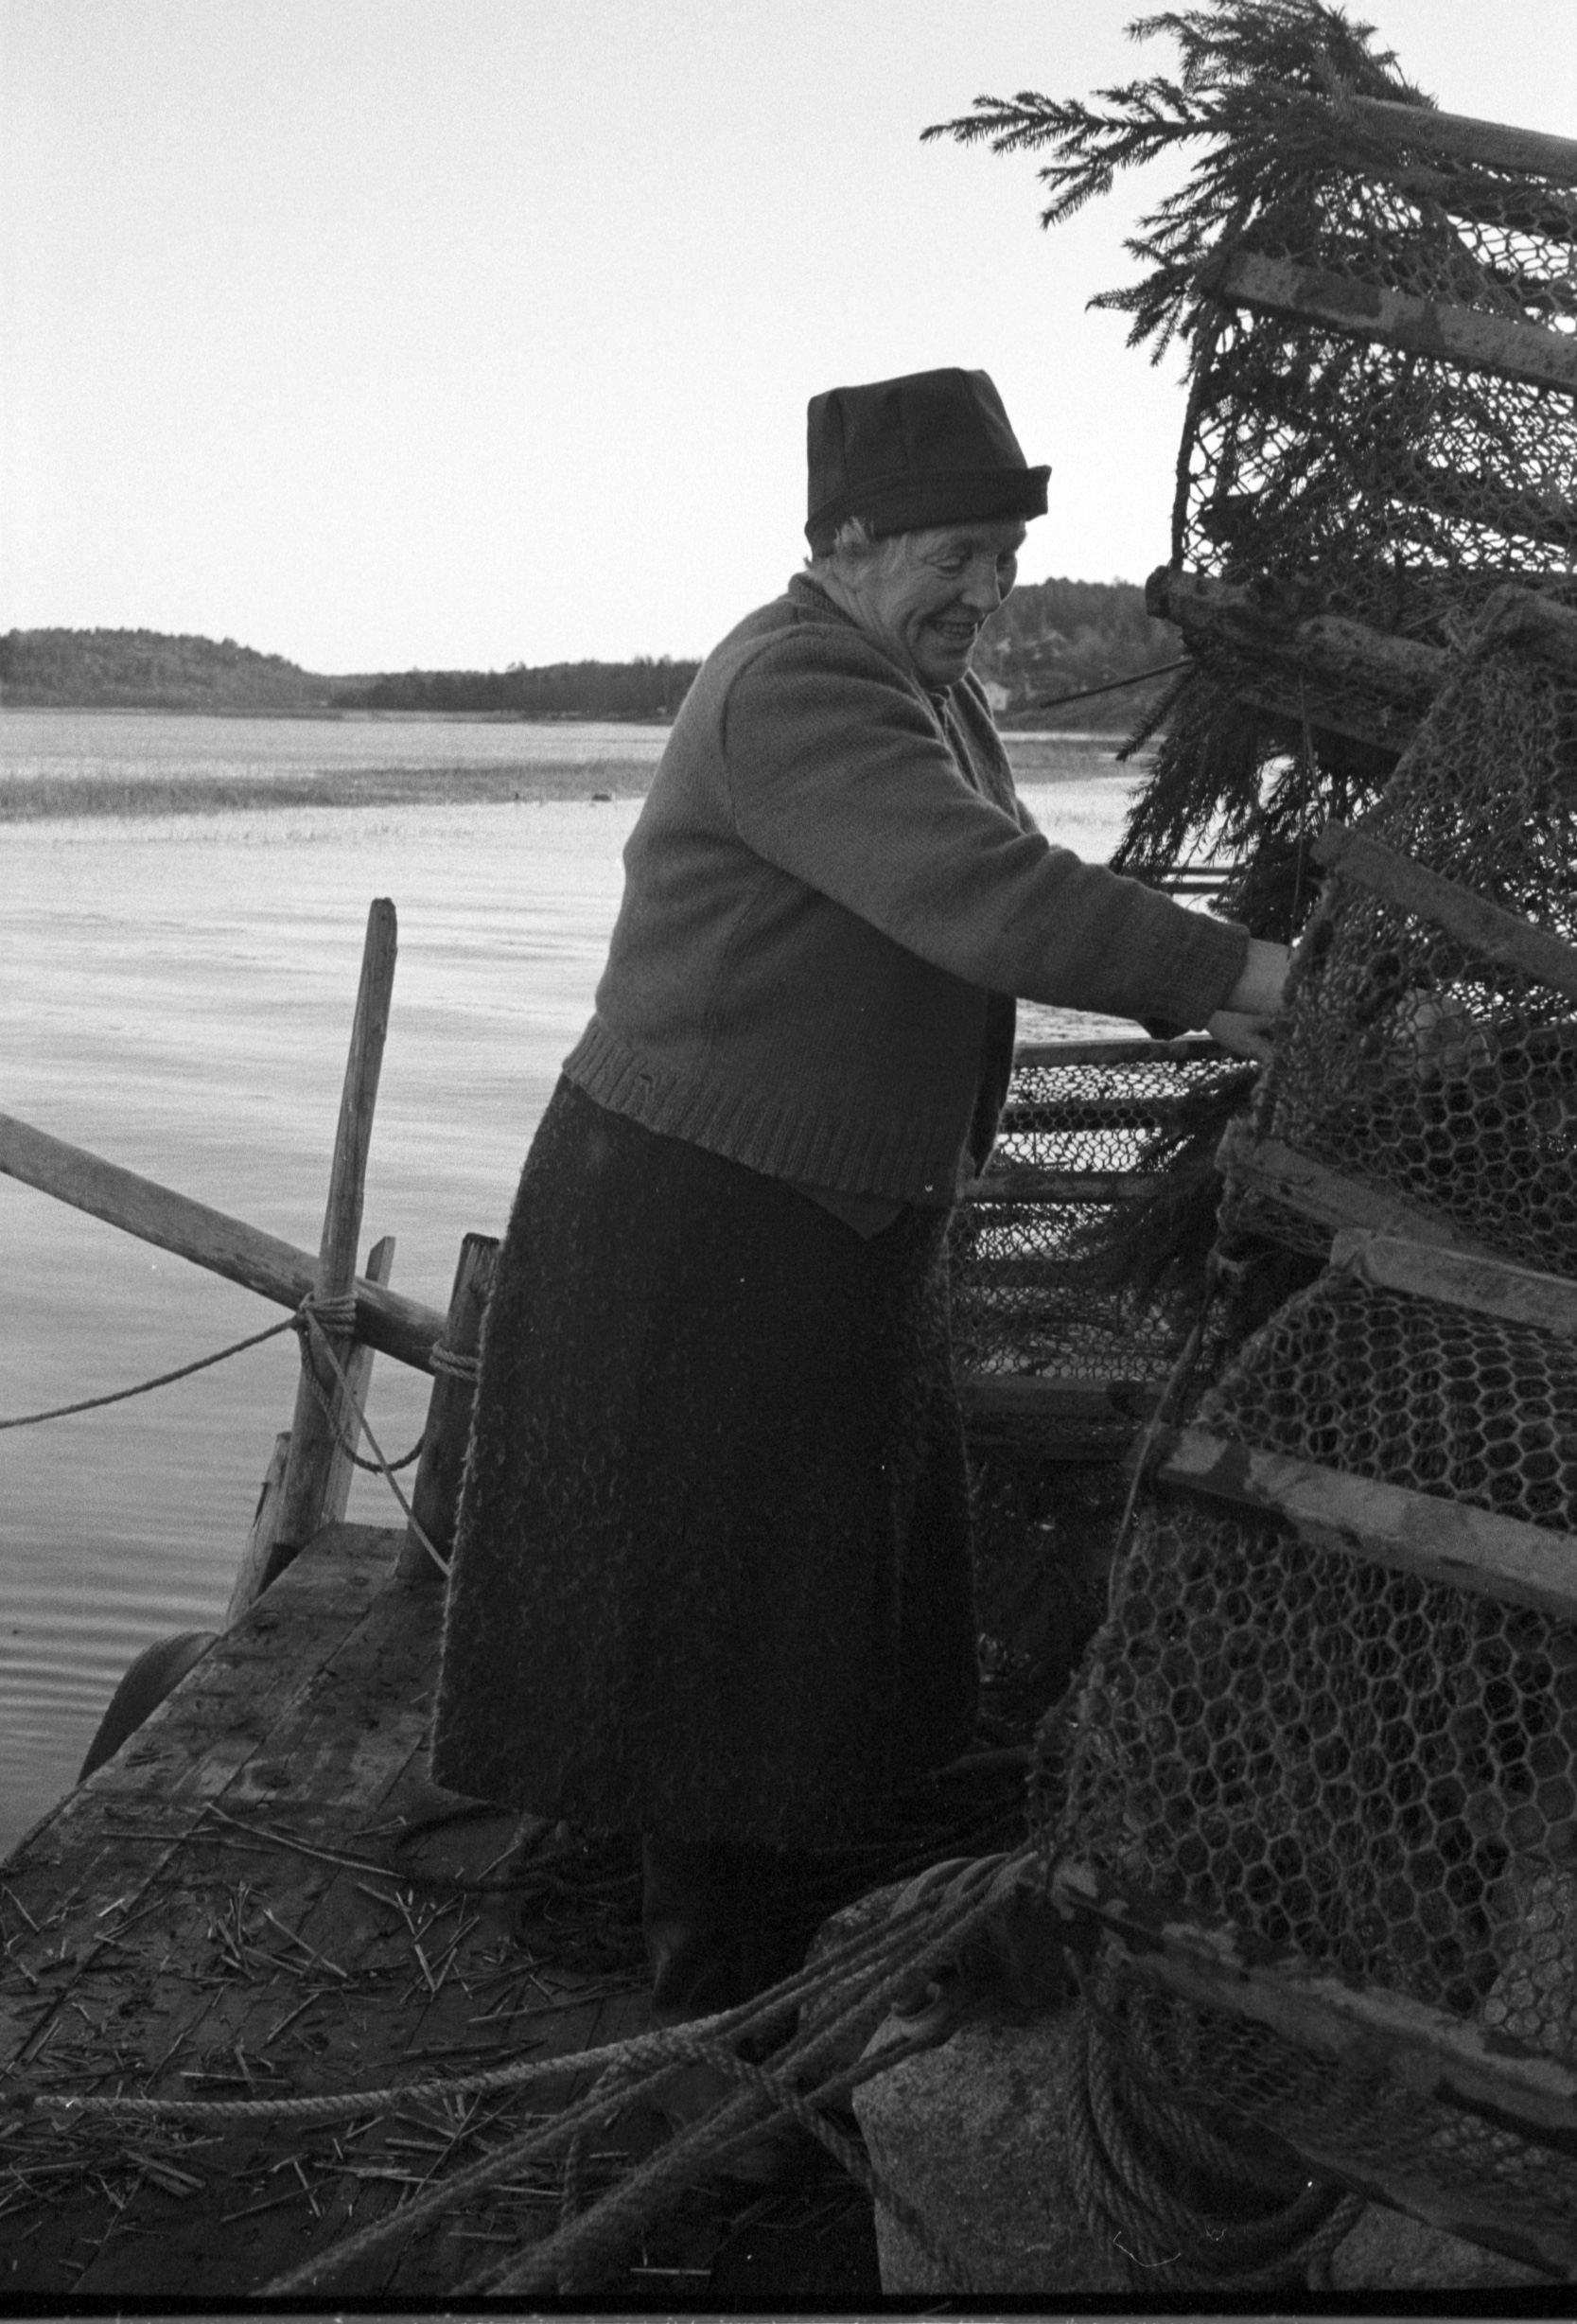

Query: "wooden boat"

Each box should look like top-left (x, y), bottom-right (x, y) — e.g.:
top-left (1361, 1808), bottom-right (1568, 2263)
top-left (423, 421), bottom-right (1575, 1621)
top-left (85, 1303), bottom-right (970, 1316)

top-left (0, 900), bottom-right (1214, 2298)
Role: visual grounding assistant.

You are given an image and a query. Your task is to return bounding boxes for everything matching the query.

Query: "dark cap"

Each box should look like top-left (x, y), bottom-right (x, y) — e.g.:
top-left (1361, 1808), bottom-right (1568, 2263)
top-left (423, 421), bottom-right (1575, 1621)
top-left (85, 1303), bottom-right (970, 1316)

top-left (805, 367), bottom-right (1049, 552)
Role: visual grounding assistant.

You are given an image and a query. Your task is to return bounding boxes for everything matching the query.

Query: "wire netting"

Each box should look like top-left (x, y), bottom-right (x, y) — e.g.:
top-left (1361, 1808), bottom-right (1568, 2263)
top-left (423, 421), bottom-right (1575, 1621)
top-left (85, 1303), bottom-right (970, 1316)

top-left (1181, 132), bottom-right (1577, 650)
top-left (1056, 1244), bottom-right (1577, 2252)
top-left (1220, 640), bottom-right (1577, 1269)
top-left (951, 1048), bottom-right (1239, 1383)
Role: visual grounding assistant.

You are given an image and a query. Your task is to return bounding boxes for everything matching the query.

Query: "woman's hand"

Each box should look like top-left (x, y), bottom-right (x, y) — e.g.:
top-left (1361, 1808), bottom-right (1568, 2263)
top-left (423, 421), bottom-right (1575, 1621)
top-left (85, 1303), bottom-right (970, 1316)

top-left (1207, 937), bottom-right (1290, 1064)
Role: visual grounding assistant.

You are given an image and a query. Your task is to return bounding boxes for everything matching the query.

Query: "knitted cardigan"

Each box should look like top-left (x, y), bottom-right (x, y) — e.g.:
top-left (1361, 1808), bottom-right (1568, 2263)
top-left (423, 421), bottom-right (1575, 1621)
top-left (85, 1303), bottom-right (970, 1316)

top-left (565, 575), bottom-right (1247, 1203)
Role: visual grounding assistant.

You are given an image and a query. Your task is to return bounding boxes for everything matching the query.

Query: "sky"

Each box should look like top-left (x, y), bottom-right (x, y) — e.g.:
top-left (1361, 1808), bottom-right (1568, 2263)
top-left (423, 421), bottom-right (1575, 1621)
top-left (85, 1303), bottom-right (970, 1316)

top-left (4, 0), bottom-right (1575, 675)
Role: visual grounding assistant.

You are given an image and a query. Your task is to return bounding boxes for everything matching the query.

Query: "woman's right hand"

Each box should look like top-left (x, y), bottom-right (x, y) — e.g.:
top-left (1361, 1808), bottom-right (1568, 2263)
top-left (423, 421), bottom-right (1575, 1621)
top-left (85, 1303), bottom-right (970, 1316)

top-left (1208, 936), bottom-right (1290, 1064)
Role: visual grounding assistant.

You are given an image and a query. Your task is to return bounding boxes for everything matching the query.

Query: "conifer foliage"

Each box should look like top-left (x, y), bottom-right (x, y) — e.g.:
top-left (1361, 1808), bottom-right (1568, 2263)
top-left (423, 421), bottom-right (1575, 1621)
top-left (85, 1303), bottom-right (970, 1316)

top-left (927, 0), bottom-right (1577, 942)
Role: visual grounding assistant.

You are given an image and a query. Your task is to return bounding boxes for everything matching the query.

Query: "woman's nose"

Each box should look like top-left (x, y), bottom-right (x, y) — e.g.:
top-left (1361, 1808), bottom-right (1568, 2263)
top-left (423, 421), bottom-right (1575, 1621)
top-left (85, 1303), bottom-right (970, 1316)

top-left (959, 558), bottom-right (1005, 613)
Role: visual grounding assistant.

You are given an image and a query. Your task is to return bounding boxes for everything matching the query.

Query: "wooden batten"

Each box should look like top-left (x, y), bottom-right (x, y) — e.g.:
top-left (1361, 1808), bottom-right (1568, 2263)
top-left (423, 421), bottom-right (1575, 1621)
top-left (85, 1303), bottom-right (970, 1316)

top-left (225, 1430), bottom-right (291, 1629)
top-left (960, 1168), bottom-right (1164, 1205)
top-left (1474, 584), bottom-right (1577, 680)
top-left (0, 1108), bottom-right (445, 1370)
top-left (1049, 1857), bottom-right (1577, 2276)
top-left (1344, 93), bottom-right (1577, 190)
top-left (1217, 1118), bottom-right (1503, 1259)
top-left (322, 1233), bottom-right (397, 1524)
top-left (1154, 1423), bottom-right (1577, 1621)
top-left (1196, 250), bottom-right (1577, 396)
top-left (1315, 822), bottom-right (1577, 1005)
top-left (1010, 1034), bottom-right (1225, 1070)
top-left (1332, 1228), bottom-right (1577, 1341)
top-left (396, 1231), bottom-right (499, 1584)
top-left (1147, 568), bottom-right (1448, 700)
top-left (274, 901), bottom-right (398, 1566)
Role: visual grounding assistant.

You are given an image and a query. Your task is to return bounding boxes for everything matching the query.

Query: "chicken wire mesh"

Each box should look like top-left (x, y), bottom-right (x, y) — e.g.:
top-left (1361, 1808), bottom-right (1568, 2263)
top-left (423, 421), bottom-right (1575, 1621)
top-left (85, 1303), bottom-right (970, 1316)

top-left (1054, 1254), bottom-right (1577, 2252)
top-left (950, 1045), bottom-right (1237, 1383)
top-left (1222, 639), bottom-right (1577, 1269)
top-left (1181, 130), bottom-right (1577, 641)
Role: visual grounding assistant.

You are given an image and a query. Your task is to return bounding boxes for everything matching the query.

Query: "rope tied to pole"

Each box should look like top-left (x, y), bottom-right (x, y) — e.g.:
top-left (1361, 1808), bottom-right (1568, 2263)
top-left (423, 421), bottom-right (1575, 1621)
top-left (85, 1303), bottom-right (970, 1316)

top-left (293, 1301), bottom-right (451, 1576)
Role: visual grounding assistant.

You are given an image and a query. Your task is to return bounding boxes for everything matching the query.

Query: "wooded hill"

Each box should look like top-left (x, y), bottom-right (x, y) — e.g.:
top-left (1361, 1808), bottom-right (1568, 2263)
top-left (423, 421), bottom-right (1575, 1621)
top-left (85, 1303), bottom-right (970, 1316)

top-left (2, 579), bottom-right (1178, 728)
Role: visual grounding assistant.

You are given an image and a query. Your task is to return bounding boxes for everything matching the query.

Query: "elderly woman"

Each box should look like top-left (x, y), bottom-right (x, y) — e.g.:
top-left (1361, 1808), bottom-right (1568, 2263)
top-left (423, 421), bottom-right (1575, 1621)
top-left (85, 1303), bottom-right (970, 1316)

top-left (432, 368), bottom-right (1285, 2089)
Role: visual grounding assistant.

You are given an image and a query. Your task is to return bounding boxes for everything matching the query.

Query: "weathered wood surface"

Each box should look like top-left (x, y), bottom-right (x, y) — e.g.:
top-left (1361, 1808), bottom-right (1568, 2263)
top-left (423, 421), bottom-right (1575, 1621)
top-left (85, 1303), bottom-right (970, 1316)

top-left (1148, 566), bottom-right (1448, 706)
top-left (397, 1233), bottom-right (499, 1585)
top-left (323, 1233), bottom-right (398, 1528)
top-left (225, 1429), bottom-right (292, 1629)
top-left (1050, 1857), bottom-right (1577, 2279)
top-left (1218, 1119), bottom-right (1506, 1259)
top-left (0, 1524), bottom-right (649, 2299)
top-left (1196, 249), bottom-right (1577, 395)
top-left (1315, 821), bottom-right (1577, 1005)
top-left (1332, 1227), bottom-right (1577, 1342)
top-left (959, 1169), bottom-right (1163, 1206)
top-left (0, 1109), bottom-right (445, 1371)
top-left (1345, 93), bottom-right (1577, 188)
top-left (1156, 1423), bottom-right (1577, 1620)
top-left (1473, 583), bottom-right (1577, 679)
top-left (1009, 1034), bottom-right (1224, 1070)
top-left (275, 903), bottom-right (399, 1561)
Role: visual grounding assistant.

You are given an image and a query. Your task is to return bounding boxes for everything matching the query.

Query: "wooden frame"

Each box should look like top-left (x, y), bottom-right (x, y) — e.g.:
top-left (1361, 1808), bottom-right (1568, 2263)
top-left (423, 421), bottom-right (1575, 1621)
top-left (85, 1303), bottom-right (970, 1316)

top-left (1315, 822), bottom-right (1577, 1004)
top-left (1154, 1423), bottom-right (1577, 1621)
top-left (1216, 1119), bottom-right (1503, 1259)
top-left (1196, 250), bottom-right (1577, 396)
top-left (1332, 1228), bottom-right (1577, 1341)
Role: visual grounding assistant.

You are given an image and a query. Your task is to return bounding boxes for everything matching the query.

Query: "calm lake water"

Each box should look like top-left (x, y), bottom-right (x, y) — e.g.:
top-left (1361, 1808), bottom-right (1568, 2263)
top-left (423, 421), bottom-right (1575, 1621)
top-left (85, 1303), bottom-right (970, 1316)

top-left (1, 709), bottom-right (1141, 1857)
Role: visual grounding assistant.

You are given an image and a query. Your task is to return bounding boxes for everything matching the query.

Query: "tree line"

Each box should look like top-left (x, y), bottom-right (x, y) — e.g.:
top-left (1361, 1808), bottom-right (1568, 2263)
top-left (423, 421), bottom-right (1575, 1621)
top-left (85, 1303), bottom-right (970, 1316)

top-left (2, 580), bottom-right (1180, 729)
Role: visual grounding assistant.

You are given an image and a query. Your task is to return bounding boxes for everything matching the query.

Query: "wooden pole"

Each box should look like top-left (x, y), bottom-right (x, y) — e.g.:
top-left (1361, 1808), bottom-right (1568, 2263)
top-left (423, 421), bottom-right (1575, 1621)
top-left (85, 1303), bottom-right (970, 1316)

top-left (225, 1431), bottom-right (290, 1629)
top-left (1345, 94), bottom-right (1577, 188)
top-left (273, 900), bottom-right (398, 1566)
top-left (323, 1233), bottom-right (397, 1524)
top-left (1315, 822), bottom-right (1577, 1005)
top-left (1195, 250), bottom-right (1577, 396)
top-left (0, 1109), bottom-right (444, 1371)
top-left (396, 1232), bottom-right (499, 1584)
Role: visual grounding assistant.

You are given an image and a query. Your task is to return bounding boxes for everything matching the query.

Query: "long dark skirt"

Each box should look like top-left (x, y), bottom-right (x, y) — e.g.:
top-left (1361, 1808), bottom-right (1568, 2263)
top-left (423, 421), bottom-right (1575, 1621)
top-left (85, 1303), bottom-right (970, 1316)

top-left (430, 1078), bottom-right (977, 1849)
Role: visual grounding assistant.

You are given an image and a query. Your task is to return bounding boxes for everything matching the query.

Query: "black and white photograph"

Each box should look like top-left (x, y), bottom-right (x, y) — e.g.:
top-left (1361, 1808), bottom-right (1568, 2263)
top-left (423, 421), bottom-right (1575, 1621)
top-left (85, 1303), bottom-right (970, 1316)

top-left (3, 0), bottom-right (1577, 2304)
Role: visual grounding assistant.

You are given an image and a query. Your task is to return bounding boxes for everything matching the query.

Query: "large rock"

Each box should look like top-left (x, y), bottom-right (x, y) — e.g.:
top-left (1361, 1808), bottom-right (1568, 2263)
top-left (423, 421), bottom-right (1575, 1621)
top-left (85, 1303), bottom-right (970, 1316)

top-left (851, 2007), bottom-right (1548, 2298)
top-left (851, 2010), bottom-right (1130, 2295)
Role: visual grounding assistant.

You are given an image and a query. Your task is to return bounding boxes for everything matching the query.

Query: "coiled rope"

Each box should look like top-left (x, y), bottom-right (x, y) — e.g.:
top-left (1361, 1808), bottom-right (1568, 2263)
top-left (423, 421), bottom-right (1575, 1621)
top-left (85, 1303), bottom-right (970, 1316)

top-left (1065, 1997), bottom-right (1363, 2293)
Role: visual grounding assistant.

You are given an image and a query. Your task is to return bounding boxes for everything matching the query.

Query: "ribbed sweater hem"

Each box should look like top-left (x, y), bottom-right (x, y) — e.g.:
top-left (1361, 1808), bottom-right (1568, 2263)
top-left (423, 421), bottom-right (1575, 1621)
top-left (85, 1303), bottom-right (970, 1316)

top-left (563, 1017), bottom-right (962, 1204)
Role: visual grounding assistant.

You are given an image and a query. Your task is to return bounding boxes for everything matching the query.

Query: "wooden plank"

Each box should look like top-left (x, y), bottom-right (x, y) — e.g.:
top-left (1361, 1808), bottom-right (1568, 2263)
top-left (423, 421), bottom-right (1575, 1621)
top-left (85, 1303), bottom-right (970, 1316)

top-left (396, 1233), bottom-right (499, 1584)
top-left (1316, 822), bottom-right (1577, 1004)
top-left (1155, 1424), bottom-right (1577, 1619)
top-left (960, 1169), bottom-right (1164, 1205)
top-left (1010, 1034), bottom-right (1225, 1069)
top-left (275, 903), bottom-right (399, 1560)
top-left (1474, 583), bottom-right (1577, 679)
top-left (1332, 1228), bottom-right (1577, 1341)
top-left (1196, 249), bottom-right (1577, 395)
top-left (323, 1233), bottom-right (397, 1525)
top-left (1050, 1857), bottom-right (1577, 2277)
top-left (1217, 1118), bottom-right (1505, 1258)
top-left (1148, 566), bottom-right (1448, 701)
top-left (0, 1109), bottom-right (445, 1371)
top-left (226, 1430), bottom-right (291, 1628)
top-left (1346, 93), bottom-right (1577, 188)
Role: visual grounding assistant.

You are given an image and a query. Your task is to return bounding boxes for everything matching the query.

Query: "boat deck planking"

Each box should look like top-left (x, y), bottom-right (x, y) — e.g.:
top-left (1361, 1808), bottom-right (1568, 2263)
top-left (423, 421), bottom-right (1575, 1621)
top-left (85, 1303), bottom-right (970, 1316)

top-left (0, 1523), bottom-right (685, 2299)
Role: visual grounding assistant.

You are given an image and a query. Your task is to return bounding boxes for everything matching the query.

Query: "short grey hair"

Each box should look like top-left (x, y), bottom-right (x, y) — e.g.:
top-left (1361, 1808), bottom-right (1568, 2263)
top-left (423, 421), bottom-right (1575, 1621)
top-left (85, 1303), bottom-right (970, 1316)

top-left (804, 515), bottom-right (911, 582)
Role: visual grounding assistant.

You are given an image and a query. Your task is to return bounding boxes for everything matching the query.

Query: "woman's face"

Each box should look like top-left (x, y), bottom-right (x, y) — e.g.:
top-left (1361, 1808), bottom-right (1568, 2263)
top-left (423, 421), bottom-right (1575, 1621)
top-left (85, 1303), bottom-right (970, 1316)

top-left (841, 520), bottom-right (1025, 690)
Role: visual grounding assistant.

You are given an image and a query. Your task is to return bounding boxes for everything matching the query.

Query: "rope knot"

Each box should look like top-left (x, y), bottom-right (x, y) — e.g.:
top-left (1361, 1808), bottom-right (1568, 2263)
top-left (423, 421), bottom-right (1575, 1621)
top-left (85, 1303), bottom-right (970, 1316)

top-left (299, 1290), bottom-right (359, 1338)
top-left (429, 1342), bottom-right (481, 1384)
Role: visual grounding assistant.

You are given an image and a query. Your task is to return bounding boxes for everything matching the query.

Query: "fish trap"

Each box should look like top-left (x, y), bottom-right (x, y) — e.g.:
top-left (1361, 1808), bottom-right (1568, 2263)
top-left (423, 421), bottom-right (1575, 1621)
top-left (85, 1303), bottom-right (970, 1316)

top-left (1223, 621), bottom-right (1577, 1270)
top-left (1053, 1228), bottom-right (1577, 2276)
top-left (951, 1036), bottom-right (1238, 1400)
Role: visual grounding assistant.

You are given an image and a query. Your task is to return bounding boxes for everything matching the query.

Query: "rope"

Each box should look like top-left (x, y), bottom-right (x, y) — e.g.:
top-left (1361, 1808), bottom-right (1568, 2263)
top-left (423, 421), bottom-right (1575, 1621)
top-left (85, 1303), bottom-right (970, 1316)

top-left (291, 1314), bottom-right (425, 1475)
top-left (429, 1342), bottom-right (481, 1383)
top-left (294, 1306), bottom-right (450, 1577)
top-left (1024, 658), bottom-right (1191, 714)
top-left (1065, 2000), bottom-right (1363, 2293)
top-left (0, 1312), bottom-right (298, 1429)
